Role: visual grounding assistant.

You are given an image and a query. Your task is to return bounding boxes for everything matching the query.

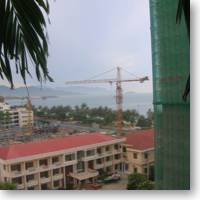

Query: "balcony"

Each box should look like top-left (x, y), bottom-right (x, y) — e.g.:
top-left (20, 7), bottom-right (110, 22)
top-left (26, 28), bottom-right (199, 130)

top-left (64, 160), bottom-right (77, 166)
top-left (26, 180), bottom-right (38, 187)
top-left (113, 149), bottom-right (121, 154)
top-left (53, 174), bottom-right (64, 181)
top-left (26, 167), bottom-right (36, 173)
top-left (11, 170), bottom-right (21, 176)
top-left (39, 165), bottom-right (49, 171)
top-left (113, 159), bottom-right (121, 165)
top-left (97, 151), bottom-right (113, 158)
top-left (104, 161), bottom-right (113, 167)
top-left (95, 163), bottom-right (104, 169)
top-left (40, 177), bottom-right (50, 184)
top-left (81, 154), bottom-right (98, 161)
top-left (52, 162), bottom-right (62, 168)
top-left (17, 184), bottom-right (24, 190)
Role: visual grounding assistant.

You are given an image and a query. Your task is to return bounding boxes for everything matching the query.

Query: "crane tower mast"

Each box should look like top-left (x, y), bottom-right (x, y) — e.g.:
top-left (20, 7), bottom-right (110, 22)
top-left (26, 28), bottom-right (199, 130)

top-left (116, 67), bottom-right (123, 135)
top-left (65, 67), bottom-right (149, 135)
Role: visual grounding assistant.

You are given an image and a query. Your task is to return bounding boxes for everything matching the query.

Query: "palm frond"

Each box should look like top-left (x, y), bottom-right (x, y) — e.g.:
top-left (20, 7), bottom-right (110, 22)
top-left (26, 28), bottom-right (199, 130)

top-left (0, 0), bottom-right (53, 88)
top-left (176, 0), bottom-right (190, 37)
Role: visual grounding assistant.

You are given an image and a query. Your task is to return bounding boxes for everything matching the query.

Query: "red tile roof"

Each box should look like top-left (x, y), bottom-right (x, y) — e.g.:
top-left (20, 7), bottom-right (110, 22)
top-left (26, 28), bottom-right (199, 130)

top-left (0, 133), bottom-right (119, 160)
top-left (125, 129), bottom-right (154, 150)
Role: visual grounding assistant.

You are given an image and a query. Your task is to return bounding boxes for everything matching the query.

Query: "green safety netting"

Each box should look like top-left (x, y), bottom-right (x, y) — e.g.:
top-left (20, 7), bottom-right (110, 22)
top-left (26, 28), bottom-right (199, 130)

top-left (149, 0), bottom-right (190, 189)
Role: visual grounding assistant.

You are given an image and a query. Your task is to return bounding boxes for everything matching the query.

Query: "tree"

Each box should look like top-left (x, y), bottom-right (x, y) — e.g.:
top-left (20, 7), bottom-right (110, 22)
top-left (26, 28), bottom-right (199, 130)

top-left (127, 173), bottom-right (146, 190)
top-left (127, 173), bottom-right (154, 190)
top-left (0, 0), bottom-right (52, 88)
top-left (0, 110), bottom-right (11, 128)
top-left (0, 182), bottom-right (16, 190)
top-left (136, 115), bottom-right (152, 128)
top-left (137, 180), bottom-right (154, 190)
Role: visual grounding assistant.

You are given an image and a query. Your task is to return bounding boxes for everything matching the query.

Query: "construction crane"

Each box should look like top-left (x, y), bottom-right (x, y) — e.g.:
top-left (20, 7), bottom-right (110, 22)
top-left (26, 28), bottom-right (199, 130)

top-left (24, 86), bottom-right (33, 136)
top-left (65, 67), bottom-right (149, 135)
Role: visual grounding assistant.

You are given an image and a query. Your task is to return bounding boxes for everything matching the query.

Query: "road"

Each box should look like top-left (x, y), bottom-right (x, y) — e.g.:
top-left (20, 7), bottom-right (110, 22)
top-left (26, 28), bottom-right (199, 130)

top-left (101, 174), bottom-right (128, 190)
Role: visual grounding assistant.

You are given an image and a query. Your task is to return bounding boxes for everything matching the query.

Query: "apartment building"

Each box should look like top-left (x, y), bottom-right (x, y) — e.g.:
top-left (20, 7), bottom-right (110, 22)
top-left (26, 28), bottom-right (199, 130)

top-left (123, 129), bottom-right (154, 180)
top-left (0, 101), bottom-right (33, 129)
top-left (0, 132), bottom-right (125, 190)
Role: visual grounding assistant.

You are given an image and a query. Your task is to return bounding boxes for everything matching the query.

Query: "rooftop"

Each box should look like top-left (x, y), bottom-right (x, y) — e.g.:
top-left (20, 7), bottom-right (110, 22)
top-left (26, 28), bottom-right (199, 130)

top-left (0, 133), bottom-right (122, 160)
top-left (125, 129), bottom-right (154, 150)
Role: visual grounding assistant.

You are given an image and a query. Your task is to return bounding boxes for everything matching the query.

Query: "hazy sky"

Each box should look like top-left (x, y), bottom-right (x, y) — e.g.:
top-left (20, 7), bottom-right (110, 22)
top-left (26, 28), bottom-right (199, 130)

top-left (1, 0), bottom-right (152, 93)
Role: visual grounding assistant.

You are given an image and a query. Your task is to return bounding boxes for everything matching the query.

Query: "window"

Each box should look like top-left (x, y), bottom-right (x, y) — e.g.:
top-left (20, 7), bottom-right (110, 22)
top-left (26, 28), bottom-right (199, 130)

top-left (39, 159), bottom-right (48, 166)
top-left (25, 162), bottom-right (34, 169)
top-left (96, 158), bottom-right (103, 164)
top-left (97, 148), bottom-right (102, 154)
top-left (105, 146), bottom-right (110, 152)
top-left (134, 167), bottom-right (138, 173)
top-left (77, 161), bottom-right (84, 172)
top-left (27, 186), bottom-right (35, 190)
top-left (144, 152), bottom-right (148, 159)
top-left (41, 183), bottom-right (48, 190)
top-left (53, 168), bottom-right (60, 175)
top-left (52, 156), bottom-right (59, 164)
top-left (26, 174), bottom-right (34, 182)
top-left (86, 149), bottom-right (95, 156)
top-left (12, 177), bottom-right (22, 184)
top-left (11, 164), bottom-right (21, 172)
top-left (133, 153), bottom-right (138, 159)
top-left (114, 144), bottom-right (119, 150)
top-left (123, 147), bottom-right (126, 152)
top-left (144, 167), bottom-right (148, 174)
top-left (115, 164), bottom-right (119, 170)
top-left (115, 154), bottom-right (121, 160)
top-left (54, 180), bottom-right (60, 187)
top-left (65, 154), bottom-right (75, 161)
top-left (40, 171), bottom-right (49, 178)
top-left (106, 156), bottom-right (111, 161)
top-left (77, 151), bottom-right (84, 159)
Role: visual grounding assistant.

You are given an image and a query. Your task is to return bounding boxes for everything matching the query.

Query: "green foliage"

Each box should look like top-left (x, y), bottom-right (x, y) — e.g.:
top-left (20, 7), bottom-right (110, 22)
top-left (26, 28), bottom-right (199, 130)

top-left (65, 183), bottom-right (74, 190)
top-left (33, 104), bottom-right (143, 127)
top-left (0, 0), bottom-right (52, 88)
top-left (137, 180), bottom-right (154, 190)
top-left (0, 110), bottom-right (11, 128)
top-left (127, 173), bottom-right (146, 190)
top-left (0, 182), bottom-right (16, 190)
top-left (127, 173), bottom-right (154, 190)
top-left (136, 115), bottom-right (152, 128)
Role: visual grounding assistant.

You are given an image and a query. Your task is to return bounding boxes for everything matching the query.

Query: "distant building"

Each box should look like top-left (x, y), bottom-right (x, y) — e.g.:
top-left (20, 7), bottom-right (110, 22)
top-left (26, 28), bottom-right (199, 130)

top-left (0, 132), bottom-right (125, 190)
top-left (0, 101), bottom-right (33, 129)
top-left (123, 129), bottom-right (154, 180)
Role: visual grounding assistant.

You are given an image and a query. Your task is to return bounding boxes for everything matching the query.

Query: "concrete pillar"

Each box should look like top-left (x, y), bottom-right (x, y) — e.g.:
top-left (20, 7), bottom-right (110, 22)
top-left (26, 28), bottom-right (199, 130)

top-left (38, 172), bottom-right (41, 190)
top-left (24, 175), bottom-right (27, 190)
top-left (50, 169), bottom-right (53, 189)
top-left (48, 157), bottom-right (51, 167)
top-left (84, 161), bottom-right (88, 172)
top-left (73, 164), bottom-right (77, 173)
top-left (63, 167), bottom-right (66, 189)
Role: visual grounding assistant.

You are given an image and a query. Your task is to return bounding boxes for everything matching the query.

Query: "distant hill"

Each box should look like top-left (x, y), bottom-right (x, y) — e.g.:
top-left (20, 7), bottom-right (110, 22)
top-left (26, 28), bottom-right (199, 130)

top-left (0, 85), bottom-right (112, 98)
top-left (55, 86), bottom-right (111, 95)
top-left (0, 86), bottom-right (78, 97)
top-left (0, 86), bottom-right (153, 103)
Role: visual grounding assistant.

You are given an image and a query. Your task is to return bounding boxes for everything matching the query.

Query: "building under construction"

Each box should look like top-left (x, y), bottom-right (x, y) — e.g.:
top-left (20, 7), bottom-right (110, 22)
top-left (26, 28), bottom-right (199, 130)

top-left (149, 0), bottom-right (190, 189)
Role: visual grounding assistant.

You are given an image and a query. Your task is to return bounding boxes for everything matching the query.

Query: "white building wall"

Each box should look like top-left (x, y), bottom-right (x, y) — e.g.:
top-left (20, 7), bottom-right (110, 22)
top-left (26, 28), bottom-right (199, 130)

top-left (0, 102), bottom-right (33, 128)
top-left (0, 139), bottom-right (125, 190)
